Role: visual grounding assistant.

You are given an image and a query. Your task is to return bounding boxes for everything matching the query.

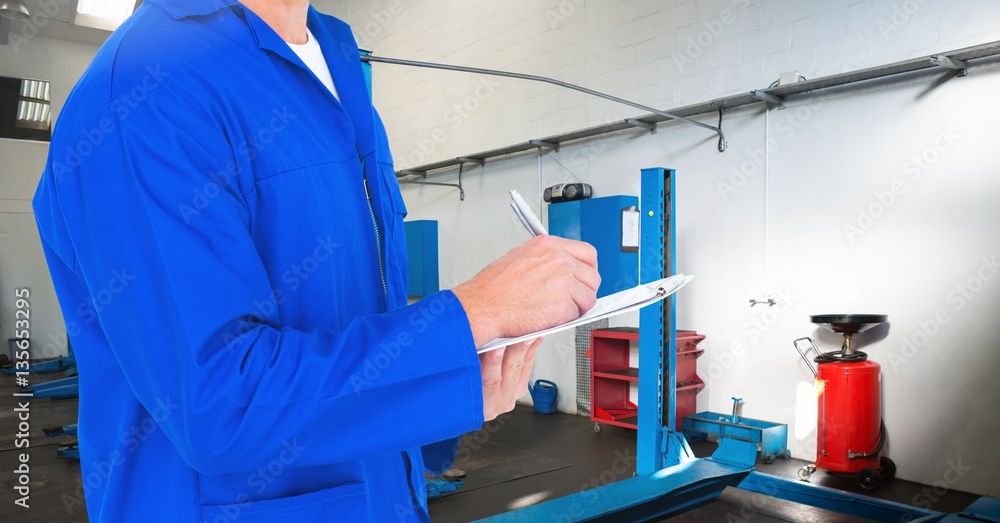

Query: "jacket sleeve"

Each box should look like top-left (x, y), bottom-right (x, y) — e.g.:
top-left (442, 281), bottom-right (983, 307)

top-left (33, 60), bottom-right (484, 476)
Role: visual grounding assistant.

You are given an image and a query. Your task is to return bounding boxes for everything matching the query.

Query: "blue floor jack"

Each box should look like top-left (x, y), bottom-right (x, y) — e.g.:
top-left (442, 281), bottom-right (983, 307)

top-left (45, 424), bottom-right (80, 460)
top-left (479, 168), bottom-right (1000, 522)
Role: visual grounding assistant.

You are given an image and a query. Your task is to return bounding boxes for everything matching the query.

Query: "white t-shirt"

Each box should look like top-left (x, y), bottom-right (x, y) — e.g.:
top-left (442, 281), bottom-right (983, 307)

top-left (287, 28), bottom-right (341, 101)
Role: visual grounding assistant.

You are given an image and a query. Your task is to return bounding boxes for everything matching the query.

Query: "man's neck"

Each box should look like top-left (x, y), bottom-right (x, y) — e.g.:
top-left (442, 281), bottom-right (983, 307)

top-left (240, 0), bottom-right (310, 44)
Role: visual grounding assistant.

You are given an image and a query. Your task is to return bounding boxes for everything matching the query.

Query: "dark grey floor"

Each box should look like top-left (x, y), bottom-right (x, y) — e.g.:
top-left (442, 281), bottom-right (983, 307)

top-left (428, 405), bottom-right (980, 522)
top-left (0, 370), bottom-right (983, 522)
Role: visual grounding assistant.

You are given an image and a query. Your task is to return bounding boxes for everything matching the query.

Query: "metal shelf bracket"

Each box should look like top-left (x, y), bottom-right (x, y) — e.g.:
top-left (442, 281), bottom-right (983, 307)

top-left (399, 165), bottom-right (466, 201)
top-left (751, 89), bottom-right (785, 108)
top-left (529, 139), bottom-right (560, 152)
top-left (931, 54), bottom-right (968, 76)
top-left (626, 118), bottom-right (658, 134)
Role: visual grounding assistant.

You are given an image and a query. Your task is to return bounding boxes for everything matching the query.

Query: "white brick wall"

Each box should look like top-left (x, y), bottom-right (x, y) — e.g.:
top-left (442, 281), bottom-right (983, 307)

top-left (315, 0), bottom-right (1000, 169)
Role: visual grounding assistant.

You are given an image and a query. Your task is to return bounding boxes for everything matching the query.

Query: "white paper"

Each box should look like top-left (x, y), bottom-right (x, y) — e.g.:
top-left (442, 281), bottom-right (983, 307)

top-left (477, 274), bottom-right (693, 353)
top-left (621, 209), bottom-right (640, 249)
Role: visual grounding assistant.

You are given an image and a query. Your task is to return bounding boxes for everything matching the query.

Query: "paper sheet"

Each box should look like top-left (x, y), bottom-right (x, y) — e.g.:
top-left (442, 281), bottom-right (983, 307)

top-left (477, 274), bottom-right (693, 353)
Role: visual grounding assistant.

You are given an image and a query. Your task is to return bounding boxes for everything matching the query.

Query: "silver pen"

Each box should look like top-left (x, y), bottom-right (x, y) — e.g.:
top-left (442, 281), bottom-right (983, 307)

top-left (509, 190), bottom-right (547, 236)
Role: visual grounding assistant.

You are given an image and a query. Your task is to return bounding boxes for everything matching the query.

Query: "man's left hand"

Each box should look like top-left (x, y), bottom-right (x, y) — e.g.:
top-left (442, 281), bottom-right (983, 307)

top-left (479, 338), bottom-right (543, 421)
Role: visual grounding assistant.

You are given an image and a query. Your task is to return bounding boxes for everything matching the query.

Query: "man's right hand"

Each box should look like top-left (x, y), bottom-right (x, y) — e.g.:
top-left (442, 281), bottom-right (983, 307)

top-left (453, 235), bottom-right (601, 347)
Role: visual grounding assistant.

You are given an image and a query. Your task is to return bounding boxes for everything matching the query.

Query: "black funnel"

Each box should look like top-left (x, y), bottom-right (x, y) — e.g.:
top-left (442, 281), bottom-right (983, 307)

top-left (810, 314), bottom-right (888, 335)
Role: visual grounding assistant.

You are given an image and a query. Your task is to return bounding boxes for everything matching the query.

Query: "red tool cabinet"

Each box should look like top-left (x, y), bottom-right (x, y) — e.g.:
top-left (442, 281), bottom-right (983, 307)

top-left (588, 327), bottom-right (705, 432)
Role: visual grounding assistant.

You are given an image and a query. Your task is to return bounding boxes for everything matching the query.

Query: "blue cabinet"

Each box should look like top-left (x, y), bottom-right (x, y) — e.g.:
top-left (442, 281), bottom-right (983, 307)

top-left (548, 195), bottom-right (639, 298)
top-left (404, 220), bottom-right (439, 297)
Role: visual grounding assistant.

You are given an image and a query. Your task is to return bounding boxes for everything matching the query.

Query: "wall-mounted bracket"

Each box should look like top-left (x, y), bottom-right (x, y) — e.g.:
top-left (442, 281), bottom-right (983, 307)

top-left (398, 167), bottom-right (466, 201)
top-left (530, 139), bottom-right (560, 152)
top-left (626, 118), bottom-right (657, 134)
top-left (457, 156), bottom-right (485, 167)
top-left (750, 89), bottom-right (785, 108)
top-left (930, 54), bottom-right (968, 76)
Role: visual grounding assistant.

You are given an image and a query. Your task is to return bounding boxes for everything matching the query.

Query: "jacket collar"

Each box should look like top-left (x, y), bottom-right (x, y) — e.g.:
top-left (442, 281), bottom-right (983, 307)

top-left (144, 0), bottom-right (378, 159)
top-left (144, 0), bottom-right (240, 19)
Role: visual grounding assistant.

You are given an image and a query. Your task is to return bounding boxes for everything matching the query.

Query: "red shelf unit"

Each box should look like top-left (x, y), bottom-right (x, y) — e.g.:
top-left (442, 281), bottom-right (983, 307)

top-left (588, 327), bottom-right (705, 431)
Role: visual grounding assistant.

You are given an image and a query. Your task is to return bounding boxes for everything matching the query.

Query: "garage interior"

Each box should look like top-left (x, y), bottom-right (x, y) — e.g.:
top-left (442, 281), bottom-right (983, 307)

top-left (1, 0), bottom-right (999, 521)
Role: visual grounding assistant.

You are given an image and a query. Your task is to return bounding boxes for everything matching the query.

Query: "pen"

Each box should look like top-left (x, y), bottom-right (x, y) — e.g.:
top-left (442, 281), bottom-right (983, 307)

top-left (509, 189), bottom-right (548, 237)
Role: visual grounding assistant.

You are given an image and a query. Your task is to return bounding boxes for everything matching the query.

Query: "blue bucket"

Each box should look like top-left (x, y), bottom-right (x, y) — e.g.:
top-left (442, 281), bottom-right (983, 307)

top-left (529, 379), bottom-right (558, 414)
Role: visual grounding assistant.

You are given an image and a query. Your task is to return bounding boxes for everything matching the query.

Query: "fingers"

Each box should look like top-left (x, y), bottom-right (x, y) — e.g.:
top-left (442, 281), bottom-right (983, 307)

top-left (480, 347), bottom-right (505, 390)
top-left (481, 338), bottom-right (544, 422)
top-left (516, 338), bottom-right (543, 393)
top-left (571, 257), bottom-right (602, 293)
top-left (569, 278), bottom-right (599, 315)
top-left (500, 340), bottom-right (532, 392)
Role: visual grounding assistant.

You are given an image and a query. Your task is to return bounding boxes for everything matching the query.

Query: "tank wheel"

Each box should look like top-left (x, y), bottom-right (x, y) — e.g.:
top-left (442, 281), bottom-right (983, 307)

top-left (858, 468), bottom-right (882, 490)
top-left (763, 453), bottom-right (775, 464)
top-left (798, 465), bottom-right (815, 481)
top-left (782, 449), bottom-right (792, 460)
top-left (593, 422), bottom-right (602, 433)
top-left (880, 457), bottom-right (897, 480)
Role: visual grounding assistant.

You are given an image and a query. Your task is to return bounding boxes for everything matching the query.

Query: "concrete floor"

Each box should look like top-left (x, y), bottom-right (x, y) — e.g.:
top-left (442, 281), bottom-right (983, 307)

top-left (0, 370), bottom-right (983, 522)
top-left (432, 406), bottom-right (981, 522)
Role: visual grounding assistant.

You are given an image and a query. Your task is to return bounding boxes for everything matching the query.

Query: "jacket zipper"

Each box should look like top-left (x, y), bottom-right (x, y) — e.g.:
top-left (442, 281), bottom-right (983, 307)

top-left (363, 176), bottom-right (389, 305)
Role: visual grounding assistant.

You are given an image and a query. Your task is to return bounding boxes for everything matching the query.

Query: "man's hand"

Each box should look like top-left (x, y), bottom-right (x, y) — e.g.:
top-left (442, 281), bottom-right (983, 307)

top-left (453, 235), bottom-right (601, 347)
top-left (480, 338), bottom-right (542, 421)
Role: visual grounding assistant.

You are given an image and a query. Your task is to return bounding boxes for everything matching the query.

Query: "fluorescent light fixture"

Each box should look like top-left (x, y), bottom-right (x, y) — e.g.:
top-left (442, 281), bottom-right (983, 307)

top-left (0, 0), bottom-right (30, 21)
top-left (74, 0), bottom-right (140, 31)
top-left (12, 79), bottom-right (51, 133)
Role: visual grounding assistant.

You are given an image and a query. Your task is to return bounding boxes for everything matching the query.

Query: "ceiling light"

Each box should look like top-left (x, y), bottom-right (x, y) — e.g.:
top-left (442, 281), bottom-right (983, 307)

top-left (74, 0), bottom-right (139, 31)
top-left (0, 0), bottom-right (30, 21)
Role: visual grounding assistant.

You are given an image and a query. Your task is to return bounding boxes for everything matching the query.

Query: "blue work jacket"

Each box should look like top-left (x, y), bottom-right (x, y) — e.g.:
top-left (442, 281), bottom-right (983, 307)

top-left (32, 0), bottom-right (484, 521)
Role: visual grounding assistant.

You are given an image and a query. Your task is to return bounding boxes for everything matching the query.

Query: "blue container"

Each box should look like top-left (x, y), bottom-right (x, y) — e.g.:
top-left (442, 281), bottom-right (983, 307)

top-left (529, 379), bottom-right (558, 414)
top-left (548, 195), bottom-right (639, 298)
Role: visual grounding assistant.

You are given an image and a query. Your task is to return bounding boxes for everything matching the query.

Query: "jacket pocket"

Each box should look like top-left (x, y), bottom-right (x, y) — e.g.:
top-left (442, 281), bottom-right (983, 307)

top-left (200, 482), bottom-right (369, 522)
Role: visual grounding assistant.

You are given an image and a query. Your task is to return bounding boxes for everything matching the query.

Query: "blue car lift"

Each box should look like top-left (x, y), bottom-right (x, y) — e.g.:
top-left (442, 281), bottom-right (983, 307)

top-left (45, 424), bottom-right (81, 460)
top-left (22, 376), bottom-right (79, 399)
top-left (3, 343), bottom-right (77, 375)
top-left (479, 167), bottom-right (999, 522)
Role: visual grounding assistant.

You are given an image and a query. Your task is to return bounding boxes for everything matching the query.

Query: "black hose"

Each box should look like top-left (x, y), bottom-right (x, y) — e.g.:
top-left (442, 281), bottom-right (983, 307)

top-left (850, 419), bottom-right (886, 459)
top-left (815, 350), bottom-right (868, 363)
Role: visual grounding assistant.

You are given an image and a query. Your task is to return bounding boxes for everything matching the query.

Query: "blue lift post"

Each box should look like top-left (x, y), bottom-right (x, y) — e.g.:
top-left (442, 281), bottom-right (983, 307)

top-left (481, 168), bottom-right (755, 523)
top-left (637, 167), bottom-right (673, 473)
top-left (477, 167), bottom-right (999, 522)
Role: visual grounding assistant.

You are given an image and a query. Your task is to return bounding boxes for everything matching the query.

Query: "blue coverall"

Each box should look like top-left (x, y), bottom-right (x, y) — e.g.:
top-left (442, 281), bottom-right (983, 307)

top-left (32, 0), bottom-right (484, 520)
